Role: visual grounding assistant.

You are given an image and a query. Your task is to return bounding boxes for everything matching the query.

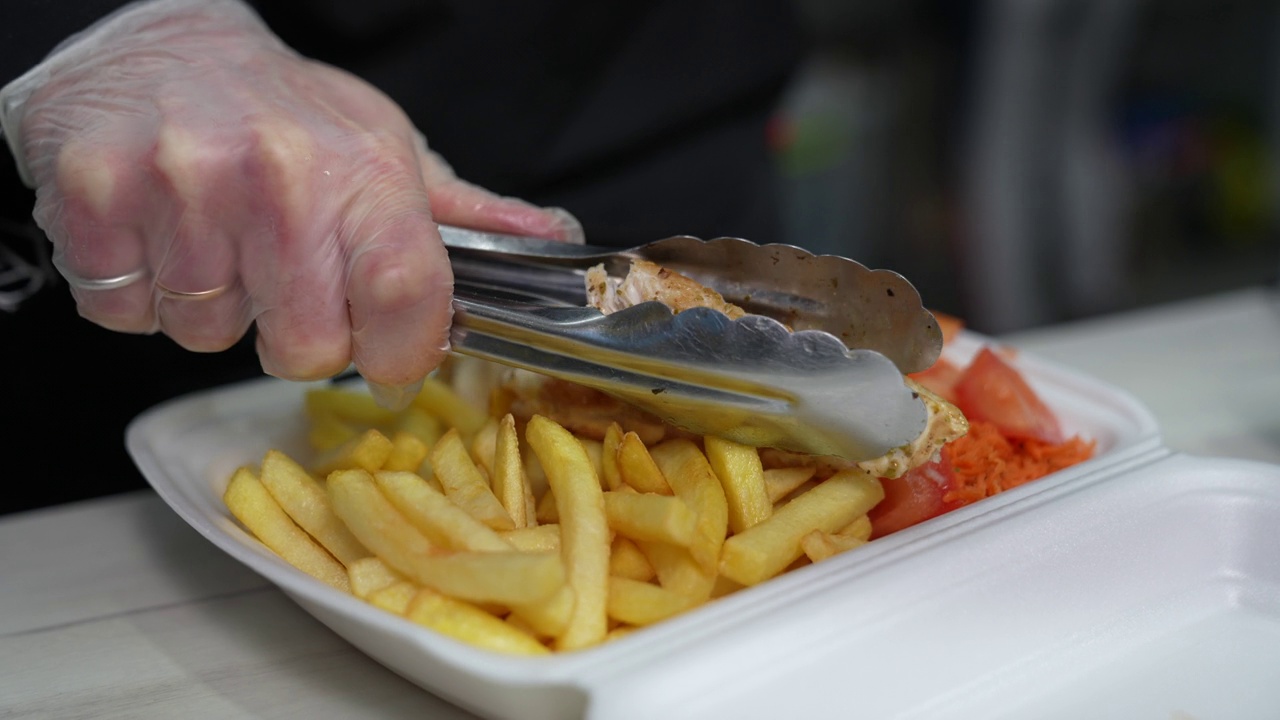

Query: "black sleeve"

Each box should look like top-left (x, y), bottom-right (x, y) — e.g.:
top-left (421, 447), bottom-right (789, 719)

top-left (3, 1), bottom-right (137, 85)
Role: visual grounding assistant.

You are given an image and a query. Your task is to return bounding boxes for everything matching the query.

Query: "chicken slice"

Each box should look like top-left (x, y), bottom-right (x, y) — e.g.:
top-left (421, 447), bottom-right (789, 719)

top-left (586, 260), bottom-right (745, 319)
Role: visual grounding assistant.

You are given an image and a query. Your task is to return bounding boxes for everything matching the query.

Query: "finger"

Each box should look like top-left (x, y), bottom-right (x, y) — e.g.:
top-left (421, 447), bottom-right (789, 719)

top-left (313, 69), bottom-right (584, 244)
top-left (416, 144), bottom-right (584, 243)
top-left (241, 117), bottom-right (354, 380)
top-left (157, 287), bottom-right (255, 351)
top-left (336, 133), bottom-right (454, 388)
top-left (150, 123), bottom-right (253, 351)
top-left (346, 205), bottom-right (454, 390)
top-left (39, 130), bottom-right (158, 332)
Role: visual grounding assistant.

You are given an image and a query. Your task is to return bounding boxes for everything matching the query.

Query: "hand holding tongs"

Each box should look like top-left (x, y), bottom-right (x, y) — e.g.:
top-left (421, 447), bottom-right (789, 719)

top-left (439, 225), bottom-right (943, 463)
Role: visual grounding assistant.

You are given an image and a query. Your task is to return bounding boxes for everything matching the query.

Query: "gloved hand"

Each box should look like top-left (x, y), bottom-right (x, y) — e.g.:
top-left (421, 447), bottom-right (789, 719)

top-left (0, 0), bottom-right (581, 407)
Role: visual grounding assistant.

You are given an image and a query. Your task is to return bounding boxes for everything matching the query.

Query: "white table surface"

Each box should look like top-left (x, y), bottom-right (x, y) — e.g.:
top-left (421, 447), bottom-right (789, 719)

top-left (4, 285), bottom-right (1279, 720)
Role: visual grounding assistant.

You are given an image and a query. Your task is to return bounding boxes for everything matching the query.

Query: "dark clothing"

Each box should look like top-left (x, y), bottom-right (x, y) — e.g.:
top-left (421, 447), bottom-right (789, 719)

top-left (5, 0), bottom-right (800, 243)
top-left (1, 0), bottom-right (803, 513)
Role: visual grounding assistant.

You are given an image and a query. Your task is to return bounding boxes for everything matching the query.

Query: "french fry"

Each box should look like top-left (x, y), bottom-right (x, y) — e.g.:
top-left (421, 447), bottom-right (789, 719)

top-left (383, 431), bottom-right (430, 473)
top-left (414, 376), bottom-right (489, 438)
top-left (524, 487), bottom-right (539, 528)
top-left (331, 474), bottom-right (564, 605)
top-left (703, 436), bottom-right (771, 534)
top-left (720, 469), bottom-right (884, 586)
top-left (839, 514), bottom-right (873, 541)
top-left (328, 468), bottom-right (438, 572)
top-left (439, 354), bottom-right (508, 419)
top-left (374, 470), bottom-right (512, 552)
top-left (578, 437), bottom-right (604, 481)
top-left (607, 577), bottom-right (696, 626)
top-left (525, 415), bottom-right (610, 651)
top-left (509, 585), bottom-right (575, 638)
top-left (258, 449), bottom-right (369, 565)
top-left (224, 467), bottom-right (350, 592)
top-left (800, 530), bottom-right (868, 563)
top-left (535, 489), bottom-right (559, 524)
top-left (307, 408), bottom-right (359, 453)
top-left (636, 541), bottom-right (715, 602)
top-left (470, 418), bottom-right (500, 476)
top-left (305, 387), bottom-right (400, 427)
top-left (406, 589), bottom-right (550, 656)
top-left (609, 536), bottom-right (655, 582)
top-left (785, 555), bottom-right (812, 572)
top-left (604, 626), bottom-right (639, 643)
top-left (647, 440), bottom-right (728, 573)
top-left (521, 437), bottom-right (549, 500)
top-left (368, 580), bottom-right (421, 615)
top-left (617, 432), bottom-right (673, 495)
top-left (601, 422), bottom-right (624, 490)
top-left (417, 457), bottom-right (443, 493)
top-left (504, 612), bottom-right (539, 637)
top-left (347, 557), bottom-right (405, 599)
top-left (710, 574), bottom-right (744, 599)
top-left (603, 491), bottom-right (697, 547)
top-left (431, 429), bottom-right (515, 531)
top-left (394, 406), bottom-right (442, 448)
top-left (398, 550), bottom-right (565, 605)
top-left (774, 479), bottom-right (820, 510)
top-left (336, 473), bottom-right (562, 604)
top-left (501, 524), bottom-right (561, 552)
top-left (764, 467), bottom-right (818, 503)
top-left (492, 414), bottom-right (530, 528)
top-left (311, 428), bottom-right (395, 476)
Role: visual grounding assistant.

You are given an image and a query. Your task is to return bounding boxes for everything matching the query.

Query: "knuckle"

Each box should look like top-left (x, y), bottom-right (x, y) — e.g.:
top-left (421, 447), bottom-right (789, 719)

top-left (251, 118), bottom-right (320, 179)
top-left (54, 140), bottom-right (125, 217)
top-left (247, 117), bottom-right (320, 213)
top-left (153, 125), bottom-right (237, 199)
top-left (350, 130), bottom-right (418, 186)
top-left (352, 242), bottom-right (446, 315)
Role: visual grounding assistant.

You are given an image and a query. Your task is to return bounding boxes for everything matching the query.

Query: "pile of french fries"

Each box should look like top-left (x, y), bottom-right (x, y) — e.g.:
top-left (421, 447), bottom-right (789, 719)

top-left (224, 367), bottom-right (886, 655)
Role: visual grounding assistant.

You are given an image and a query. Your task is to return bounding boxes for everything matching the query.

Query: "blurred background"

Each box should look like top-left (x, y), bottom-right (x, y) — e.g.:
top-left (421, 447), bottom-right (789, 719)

top-left (771, 0), bottom-right (1280, 333)
top-left (2, 0), bottom-right (1278, 515)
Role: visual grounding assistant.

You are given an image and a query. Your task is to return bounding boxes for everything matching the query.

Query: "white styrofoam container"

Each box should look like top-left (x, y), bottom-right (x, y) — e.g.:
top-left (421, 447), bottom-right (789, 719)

top-left (125, 334), bottom-right (1280, 719)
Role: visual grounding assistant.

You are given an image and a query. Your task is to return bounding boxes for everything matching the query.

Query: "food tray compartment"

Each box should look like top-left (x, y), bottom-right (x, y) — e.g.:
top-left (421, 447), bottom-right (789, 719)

top-left (628, 452), bottom-right (1280, 720)
top-left (126, 339), bottom-right (1171, 719)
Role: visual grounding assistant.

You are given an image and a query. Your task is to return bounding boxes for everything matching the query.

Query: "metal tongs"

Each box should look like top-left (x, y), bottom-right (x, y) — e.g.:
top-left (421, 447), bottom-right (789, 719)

top-left (440, 225), bottom-right (943, 462)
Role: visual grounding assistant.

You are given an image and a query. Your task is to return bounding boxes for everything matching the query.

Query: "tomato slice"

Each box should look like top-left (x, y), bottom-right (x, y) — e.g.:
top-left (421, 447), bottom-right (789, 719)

top-left (953, 347), bottom-right (1063, 444)
top-left (868, 459), bottom-right (958, 539)
top-left (908, 356), bottom-right (963, 404)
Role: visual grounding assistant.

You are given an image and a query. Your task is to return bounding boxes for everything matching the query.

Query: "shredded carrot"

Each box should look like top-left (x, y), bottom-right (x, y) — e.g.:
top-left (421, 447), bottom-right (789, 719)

top-left (942, 420), bottom-right (1096, 507)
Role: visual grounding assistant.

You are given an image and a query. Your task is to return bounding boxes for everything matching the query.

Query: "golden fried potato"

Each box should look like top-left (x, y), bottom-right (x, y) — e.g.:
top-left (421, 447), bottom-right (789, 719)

top-left (259, 450), bottom-right (368, 565)
top-left (406, 589), bottom-right (550, 656)
top-left (704, 436), bottom-right (770, 534)
top-left (647, 440), bottom-right (728, 573)
top-left (525, 415), bottom-right (610, 651)
top-left (431, 429), bottom-right (515, 531)
top-left (720, 470), bottom-right (884, 586)
top-left (224, 467), bottom-right (350, 592)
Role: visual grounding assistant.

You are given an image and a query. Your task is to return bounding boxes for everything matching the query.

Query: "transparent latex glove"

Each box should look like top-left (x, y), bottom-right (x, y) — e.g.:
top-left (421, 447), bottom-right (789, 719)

top-left (0, 0), bottom-right (582, 408)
